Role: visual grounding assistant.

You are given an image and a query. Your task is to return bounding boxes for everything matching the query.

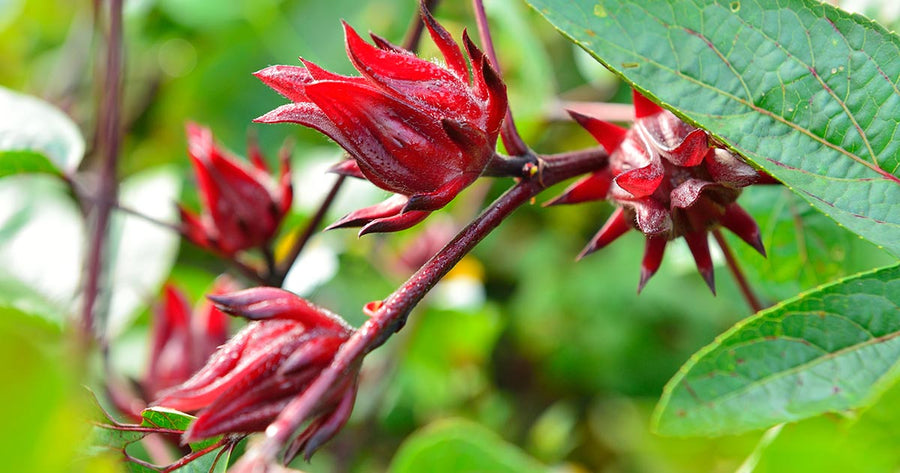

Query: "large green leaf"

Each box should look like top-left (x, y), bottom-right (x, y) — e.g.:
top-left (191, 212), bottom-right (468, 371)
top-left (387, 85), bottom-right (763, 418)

top-left (526, 0), bottom-right (900, 255)
top-left (389, 418), bottom-right (548, 473)
top-left (0, 86), bottom-right (84, 175)
top-left (653, 263), bottom-right (900, 436)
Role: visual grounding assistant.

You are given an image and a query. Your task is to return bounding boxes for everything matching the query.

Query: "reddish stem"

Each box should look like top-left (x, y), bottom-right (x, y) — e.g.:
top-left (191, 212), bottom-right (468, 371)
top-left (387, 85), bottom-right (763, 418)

top-left (242, 147), bottom-right (607, 464)
top-left (712, 229), bottom-right (764, 313)
top-left (472, 0), bottom-right (529, 156)
top-left (275, 175), bottom-right (346, 282)
top-left (403, 0), bottom-right (441, 51)
top-left (82, 0), bottom-right (123, 340)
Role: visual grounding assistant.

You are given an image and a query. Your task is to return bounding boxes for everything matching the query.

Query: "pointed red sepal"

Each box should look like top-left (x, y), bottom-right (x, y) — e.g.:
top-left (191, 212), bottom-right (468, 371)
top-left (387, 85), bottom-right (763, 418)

top-left (207, 288), bottom-right (350, 332)
top-left (328, 159), bottom-right (366, 180)
top-left (660, 129), bottom-right (709, 167)
top-left (420, 1), bottom-right (468, 80)
top-left (615, 162), bottom-right (663, 198)
top-left (277, 143), bottom-right (294, 217)
top-left (358, 209), bottom-right (430, 236)
top-left (632, 89), bottom-right (664, 119)
top-left (462, 30), bottom-right (487, 100)
top-left (578, 207), bottom-right (631, 260)
top-left (683, 231), bottom-right (715, 294)
top-left (287, 380), bottom-right (358, 462)
top-left (720, 203), bottom-right (766, 257)
top-left (544, 168), bottom-right (614, 206)
top-left (178, 205), bottom-right (216, 251)
top-left (369, 32), bottom-right (407, 54)
top-left (326, 195), bottom-right (407, 231)
top-left (638, 237), bottom-right (667, 293)
top-left (567, 110), bottom-right (628, 153)
top-left (461, 30), bottom-right (507, 136)
top-left (252, 65), bottom-right (314, 102)
top-left (246, 132), bottom-right (267, 172)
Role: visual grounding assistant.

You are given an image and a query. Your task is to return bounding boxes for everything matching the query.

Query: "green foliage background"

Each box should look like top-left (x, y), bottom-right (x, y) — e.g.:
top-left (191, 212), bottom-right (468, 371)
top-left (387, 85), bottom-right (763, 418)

top-left (0, 0), bottom-right (898, 471)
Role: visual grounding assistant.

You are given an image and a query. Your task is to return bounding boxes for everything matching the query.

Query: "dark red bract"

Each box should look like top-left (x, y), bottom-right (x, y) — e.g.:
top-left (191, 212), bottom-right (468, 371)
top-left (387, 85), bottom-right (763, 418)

top-left (254, 5), bottom-right (507, 235)
top-left (179, 123), bottom-right (292, 255)
top-left (550, 90), bottom-right (767, 293)
top-left (152, 288), bottom-right (357, 461)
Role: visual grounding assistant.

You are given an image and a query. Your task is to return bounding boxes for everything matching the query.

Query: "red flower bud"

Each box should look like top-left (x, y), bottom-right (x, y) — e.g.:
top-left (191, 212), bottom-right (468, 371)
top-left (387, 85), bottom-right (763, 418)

top-left (254, 4), bottom-right (507, 234)
top-left (179, 123), bottom-right (293, 255)
top-left (144, 279), bottom-right (234, 401)
top-left (151, 288), bottom-right (357, 460)
top-left (550, 90), bottom-right (767, 293)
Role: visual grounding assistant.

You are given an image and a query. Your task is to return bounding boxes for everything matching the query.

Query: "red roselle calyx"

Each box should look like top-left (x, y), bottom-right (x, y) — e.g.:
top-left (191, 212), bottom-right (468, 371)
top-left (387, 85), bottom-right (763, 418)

top-left (178, 123), bottom-right (293, 255)
top-left (151, 287), bottom-right (357, 462)
top-left (144, 280), bottom-right (234, 402)
top-left (254, 4), bottom-right (507, 235)
top-left (549, 90), bottom-right (766, 293)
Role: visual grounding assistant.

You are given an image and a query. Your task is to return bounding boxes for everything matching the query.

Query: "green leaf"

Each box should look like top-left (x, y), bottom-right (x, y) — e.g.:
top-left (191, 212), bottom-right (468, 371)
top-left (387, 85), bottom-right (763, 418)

top-left (389, 418), bottom-right (548, 473)
top-left (0, 86), bottom-right (84, 175)
top-left (653, 263), bottom-right (900, 436)
top-left (0, 150), bottom-right (62, 178)
top-left (140, 407), bottom-right (195, 432)
top-left (140, 407), bottom-right (222, 453)
top-left (526, 0), bottom-right (900, 255)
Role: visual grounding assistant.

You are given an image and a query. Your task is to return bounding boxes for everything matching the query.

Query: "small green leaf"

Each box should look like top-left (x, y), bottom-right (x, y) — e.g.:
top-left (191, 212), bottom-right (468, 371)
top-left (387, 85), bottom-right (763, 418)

top-left (140, 407), bottom-right (221, 452)
top-left (653, 263), bottom-right (900, 436)
top-left (0, 150), bottom-right (61, 178)
top-left (140, 407), bottom-right (195, 432)
top-left (0, 86), bottom-right (84, 175)
top-left (526, 0), bottom-right (900, 255)
top-left (389, 418), bottom-right (548, 473)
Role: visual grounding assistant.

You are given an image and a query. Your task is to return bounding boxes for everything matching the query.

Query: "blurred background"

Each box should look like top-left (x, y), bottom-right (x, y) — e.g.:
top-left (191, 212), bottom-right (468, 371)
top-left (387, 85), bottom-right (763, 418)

top-left (1, 0), bottom-right (898, 471)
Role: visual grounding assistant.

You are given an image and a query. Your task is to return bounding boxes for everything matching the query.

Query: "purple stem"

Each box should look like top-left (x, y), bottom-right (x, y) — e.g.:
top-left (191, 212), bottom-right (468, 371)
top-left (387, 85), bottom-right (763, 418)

top-left (244, 147), bottom-right (607, 463)
top-left (403, 0), bottom-right (441, 51)
top-left (81, 0), bottom-right (123, 340)
top-left (275, 175), bottom-right (346, 283)
top-left (472, 0), bottom-right (529, 156)
top-left (712, 229), bottom-right (764, 313)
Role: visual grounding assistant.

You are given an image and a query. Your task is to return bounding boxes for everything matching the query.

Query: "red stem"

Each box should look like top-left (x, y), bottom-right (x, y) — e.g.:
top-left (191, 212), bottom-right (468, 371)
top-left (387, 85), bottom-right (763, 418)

top-left (275, 175), bottom-right (346, 282)
top-left (472, 0), bottom-right (529, 156)
top-left (81, 0), bottom-right (123, 340)
top-left (403, 0), bottom-right (441, 51)
top-left (712, 229), bottom-right (764, 313)
top-left (243, 147), bottom-right (607, 463)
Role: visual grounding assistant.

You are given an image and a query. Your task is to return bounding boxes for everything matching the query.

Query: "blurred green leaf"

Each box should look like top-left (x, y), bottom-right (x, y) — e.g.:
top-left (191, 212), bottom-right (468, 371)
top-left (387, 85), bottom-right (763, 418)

top-left (654, 263), bottom-right (900, 436)
top-left (0, 150), bottom-right (61, 178)
top-left (0, 86), bottom-right (84, 174)
top-left (0, 175), bottom-right (83, 324)
top-left (389, 418), bottom-right (548, 473)
top-left (527, 0), bottom-right (900, 255)
top-left (0, 307), bottom-right (95, 472)
top-left (140, 406), bottom-right (194, 432)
